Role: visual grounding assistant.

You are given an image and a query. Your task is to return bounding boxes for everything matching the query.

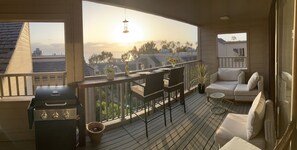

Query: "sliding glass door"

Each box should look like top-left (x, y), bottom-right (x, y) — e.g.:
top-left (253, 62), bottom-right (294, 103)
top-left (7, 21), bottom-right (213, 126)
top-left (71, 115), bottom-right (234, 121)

top-left (276, 0), bottom-right (294, 138)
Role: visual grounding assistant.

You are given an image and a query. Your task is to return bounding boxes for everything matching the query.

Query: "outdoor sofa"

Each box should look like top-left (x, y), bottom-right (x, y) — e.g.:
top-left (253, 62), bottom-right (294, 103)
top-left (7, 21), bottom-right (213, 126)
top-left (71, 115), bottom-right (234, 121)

top-left (205, 68), bottom-right (263, 102)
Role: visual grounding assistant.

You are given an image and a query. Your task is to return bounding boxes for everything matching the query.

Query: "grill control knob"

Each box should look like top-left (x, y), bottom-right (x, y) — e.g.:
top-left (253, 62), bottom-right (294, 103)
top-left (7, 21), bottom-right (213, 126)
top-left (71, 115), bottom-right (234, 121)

top-left (52, 112), bottom-right (59, 119)
top-left (40, 111), bottom-right (48, 120)
top-left (63, 111), bottom-right (70, 119)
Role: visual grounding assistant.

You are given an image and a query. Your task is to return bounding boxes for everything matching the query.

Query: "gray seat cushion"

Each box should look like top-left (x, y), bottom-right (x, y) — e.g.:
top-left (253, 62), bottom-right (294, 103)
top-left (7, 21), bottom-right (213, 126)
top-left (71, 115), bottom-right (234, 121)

top-left (234, 84), bottom-right (259, 96)
top-left (206, 81), bottom-right (237, 96)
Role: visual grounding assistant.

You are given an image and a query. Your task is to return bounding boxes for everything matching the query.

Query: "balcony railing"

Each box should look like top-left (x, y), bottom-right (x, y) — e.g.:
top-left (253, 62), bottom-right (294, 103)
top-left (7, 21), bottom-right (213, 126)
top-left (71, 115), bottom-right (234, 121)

top-left (0, 72), bottom-right (66, 98)
top-left (79, 60), bottom-right (201, 124)
top-left (218, 56), bottom-right (247, 68)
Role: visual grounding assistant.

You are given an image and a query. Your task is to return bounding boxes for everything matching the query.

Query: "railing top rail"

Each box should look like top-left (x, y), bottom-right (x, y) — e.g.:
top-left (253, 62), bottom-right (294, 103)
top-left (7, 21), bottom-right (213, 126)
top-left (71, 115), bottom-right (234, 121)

top-left (84, 59), bottom-right (201, 81)
top-left (0, 72), bottom-right (66, 77)
top-left (218, 56), bottom-right (247, 58)
top-left (80, 60), bottom-right (200, 88)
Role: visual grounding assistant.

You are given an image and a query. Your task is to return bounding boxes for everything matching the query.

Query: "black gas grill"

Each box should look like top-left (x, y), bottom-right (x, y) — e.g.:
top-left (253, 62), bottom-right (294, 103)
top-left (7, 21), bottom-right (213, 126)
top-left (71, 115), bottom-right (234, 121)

top-left (27, 86), bottom-right (85, 150)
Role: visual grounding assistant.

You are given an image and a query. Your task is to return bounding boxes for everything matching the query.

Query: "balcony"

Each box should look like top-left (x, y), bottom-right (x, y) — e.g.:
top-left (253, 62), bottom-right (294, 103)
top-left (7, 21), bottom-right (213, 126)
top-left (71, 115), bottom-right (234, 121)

top-left (0, 89), bottom-right (251, 150)
top-left (2, 60), bottom-right (254, 149)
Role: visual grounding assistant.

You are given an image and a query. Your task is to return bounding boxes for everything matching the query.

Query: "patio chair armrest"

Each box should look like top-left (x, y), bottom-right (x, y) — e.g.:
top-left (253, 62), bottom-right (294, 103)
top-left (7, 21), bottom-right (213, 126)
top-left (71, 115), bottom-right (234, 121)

top-left (238, 71), bottom-right (245, 84)
top-left (258, 76), bottom-right (264, 92)
top-left (210, 72), bottom-right (218, 84)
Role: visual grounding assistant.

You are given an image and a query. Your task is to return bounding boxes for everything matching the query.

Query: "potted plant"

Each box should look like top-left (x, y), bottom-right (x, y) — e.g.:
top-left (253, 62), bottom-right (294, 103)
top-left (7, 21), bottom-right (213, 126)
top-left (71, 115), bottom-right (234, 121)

top-left (86, 121), bottom-right (105, 145)
top-left (167, 56), bottom-right (178, 67)
top-left (105, 65), bottom-right (115, 80)
top-left (197, 63), bottom-right (208, 93)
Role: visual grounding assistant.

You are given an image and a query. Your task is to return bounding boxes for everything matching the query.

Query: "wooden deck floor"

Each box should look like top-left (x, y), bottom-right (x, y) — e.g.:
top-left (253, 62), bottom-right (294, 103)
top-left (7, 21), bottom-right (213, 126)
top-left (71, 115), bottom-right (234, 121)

top-left (81, 92), bottom-right (251, 150)
top-left (0, 92), bottom-right (251, 150)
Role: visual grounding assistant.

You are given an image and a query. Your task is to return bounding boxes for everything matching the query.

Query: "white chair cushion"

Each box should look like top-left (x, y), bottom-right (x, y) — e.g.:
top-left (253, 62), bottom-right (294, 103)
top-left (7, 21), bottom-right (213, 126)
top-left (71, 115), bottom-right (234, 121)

top-left (234, 84), bottom-right (259, 96)
top-left (247, 72), bottom-right (259, 90)
top-left (218, 68), bottom-right (241, 81)
top-left (246, 92), bottom-right (266, 140)
top-left (215, 113), bottom-right (265, 149)
top-left (215, 113), bottom-right (248, 145)
top-left (131, 85), bottom-right (144, 97)
top-left (163, 79), bottom-right (169, 88)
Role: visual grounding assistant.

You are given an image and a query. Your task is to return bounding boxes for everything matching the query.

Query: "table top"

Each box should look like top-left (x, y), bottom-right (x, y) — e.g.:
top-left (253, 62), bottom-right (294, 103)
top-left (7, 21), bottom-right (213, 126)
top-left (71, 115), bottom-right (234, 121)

top-left (220, 137), bottom-right (260, 150)
top-left (78, 67), bottom-right (176, 88)
top-left (209, 92), bottom-right (225, 99)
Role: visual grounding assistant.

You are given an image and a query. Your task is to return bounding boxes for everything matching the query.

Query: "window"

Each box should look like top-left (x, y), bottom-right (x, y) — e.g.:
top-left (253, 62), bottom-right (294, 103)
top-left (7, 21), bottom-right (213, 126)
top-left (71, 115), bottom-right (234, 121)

top-left (217, 32), bottom-right (247, 69)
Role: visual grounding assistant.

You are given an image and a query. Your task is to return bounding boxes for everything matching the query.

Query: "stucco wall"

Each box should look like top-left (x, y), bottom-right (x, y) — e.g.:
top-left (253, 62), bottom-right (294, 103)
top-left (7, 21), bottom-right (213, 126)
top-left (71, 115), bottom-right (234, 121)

top-left (0, 99), bottom-right (35, 141)
top-left (200, 20), bottom-right (269, 90)
top-left (3, 23), bottom-right (32, 96)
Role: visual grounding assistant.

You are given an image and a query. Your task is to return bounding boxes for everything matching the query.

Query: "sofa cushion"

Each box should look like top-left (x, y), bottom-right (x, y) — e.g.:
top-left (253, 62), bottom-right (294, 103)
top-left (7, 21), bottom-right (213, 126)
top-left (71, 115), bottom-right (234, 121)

top-left (246, 92), bottom-right (266, 140)
top-left (214, 113), bottom-right (265, 149)
top-left (215, 113), bottom-right (247, 144)
top-left (218, 68), bottom-right (241, 81)
top-left (234, 84), bottom-right (258, 96)
top-left (247, 72), bottom-right (259, 90)
top-left (205, 81), bottom-right (237, 96)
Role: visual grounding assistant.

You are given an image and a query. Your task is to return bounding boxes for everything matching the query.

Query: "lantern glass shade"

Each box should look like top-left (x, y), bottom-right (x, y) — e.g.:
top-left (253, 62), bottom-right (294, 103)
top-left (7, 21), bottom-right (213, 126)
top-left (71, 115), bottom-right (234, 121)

top-left (123, 19), bottom-right (129, 33)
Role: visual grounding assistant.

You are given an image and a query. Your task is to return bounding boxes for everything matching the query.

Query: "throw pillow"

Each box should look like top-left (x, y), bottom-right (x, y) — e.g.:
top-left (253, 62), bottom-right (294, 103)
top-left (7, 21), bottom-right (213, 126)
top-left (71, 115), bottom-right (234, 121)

top-left (247, 72), bottom-right (259, 90)
top-left (246, 92), bottom-right (266, 140)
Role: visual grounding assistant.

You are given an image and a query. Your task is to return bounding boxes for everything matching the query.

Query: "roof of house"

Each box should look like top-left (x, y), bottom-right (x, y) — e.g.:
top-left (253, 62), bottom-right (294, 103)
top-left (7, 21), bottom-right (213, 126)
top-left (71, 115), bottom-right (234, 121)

top-left (0, 22), bottom-right (23, 73)
top-left (32, 55), bottom-right (95, 76)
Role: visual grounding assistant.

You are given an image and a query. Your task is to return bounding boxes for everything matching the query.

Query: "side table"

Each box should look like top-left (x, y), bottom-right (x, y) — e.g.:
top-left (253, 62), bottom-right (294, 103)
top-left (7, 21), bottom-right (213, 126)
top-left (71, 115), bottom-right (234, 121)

top-left (209, 92), bottom-right (226, 115)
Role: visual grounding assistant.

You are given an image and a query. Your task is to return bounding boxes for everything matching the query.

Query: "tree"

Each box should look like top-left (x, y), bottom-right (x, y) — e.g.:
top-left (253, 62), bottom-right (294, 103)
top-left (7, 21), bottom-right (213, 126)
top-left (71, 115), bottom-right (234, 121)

top-left (176, 41), bottom-right (193, 52)
top-left (121, 46), bottom-right (139, 61)
top-left (160, 41), bottom-right (176, 53)
top-left (100, 51), bottom-right (113, 63)
top-left (138, 41), bottom-right (158, 54)
top-left (88, 54), bottom-right (100, 65)
top-left (88, 51), bottom-right (113, 65)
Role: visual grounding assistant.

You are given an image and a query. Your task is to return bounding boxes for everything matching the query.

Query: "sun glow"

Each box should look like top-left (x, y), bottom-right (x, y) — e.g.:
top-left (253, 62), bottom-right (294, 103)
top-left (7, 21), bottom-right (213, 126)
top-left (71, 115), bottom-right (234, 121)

top-left (112, 22), bottom-right (144, 44)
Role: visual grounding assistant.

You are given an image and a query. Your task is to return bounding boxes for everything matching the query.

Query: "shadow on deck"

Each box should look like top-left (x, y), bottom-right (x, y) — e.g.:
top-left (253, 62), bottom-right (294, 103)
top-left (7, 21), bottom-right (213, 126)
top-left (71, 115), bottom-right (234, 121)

top-left (81, 92), bottom-right (251, 150)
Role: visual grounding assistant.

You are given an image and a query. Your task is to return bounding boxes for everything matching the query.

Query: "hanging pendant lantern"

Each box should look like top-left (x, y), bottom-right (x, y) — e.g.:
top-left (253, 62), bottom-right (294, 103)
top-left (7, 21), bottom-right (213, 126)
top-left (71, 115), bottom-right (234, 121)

top-left (123, 19), bottom-right (129, 33)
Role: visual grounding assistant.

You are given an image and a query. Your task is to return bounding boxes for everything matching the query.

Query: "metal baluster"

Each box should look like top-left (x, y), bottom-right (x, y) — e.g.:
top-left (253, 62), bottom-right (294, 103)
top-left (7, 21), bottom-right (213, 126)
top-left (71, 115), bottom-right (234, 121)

top-left (105, 86), bottom-right (109, 122)
top-left (98, 87), bottom-right (103, 122)
top-left (120, 83), bottom-right (124, 119)
top-left (111, 85), bottom-right (115, 120)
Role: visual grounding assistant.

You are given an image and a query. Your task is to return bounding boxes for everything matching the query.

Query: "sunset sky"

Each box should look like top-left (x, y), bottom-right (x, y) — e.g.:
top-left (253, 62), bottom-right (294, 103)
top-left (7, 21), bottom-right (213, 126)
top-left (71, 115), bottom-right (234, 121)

top-left (29, 1), bottom-right (198, 60)
top-left (30, 1), bottom-right (245, 60)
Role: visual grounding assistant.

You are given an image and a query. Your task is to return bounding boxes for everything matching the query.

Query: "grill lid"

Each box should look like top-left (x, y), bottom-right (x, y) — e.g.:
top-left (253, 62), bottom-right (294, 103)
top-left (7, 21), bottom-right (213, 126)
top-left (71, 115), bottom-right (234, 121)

top-left (34, 86), bottom-right (77, 107)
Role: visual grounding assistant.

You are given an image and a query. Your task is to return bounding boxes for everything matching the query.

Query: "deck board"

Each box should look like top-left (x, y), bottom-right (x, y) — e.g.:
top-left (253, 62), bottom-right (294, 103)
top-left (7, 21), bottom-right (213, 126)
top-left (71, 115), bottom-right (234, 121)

top-left (93, 92), bottom-right (251, 150)
top-left (0, 92), bottom-right (251, 150)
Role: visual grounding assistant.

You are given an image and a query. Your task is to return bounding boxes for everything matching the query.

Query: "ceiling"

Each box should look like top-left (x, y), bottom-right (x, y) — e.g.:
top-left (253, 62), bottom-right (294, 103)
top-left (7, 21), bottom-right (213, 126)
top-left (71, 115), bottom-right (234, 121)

top-left (86, 0), bottom-right (272, 26)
